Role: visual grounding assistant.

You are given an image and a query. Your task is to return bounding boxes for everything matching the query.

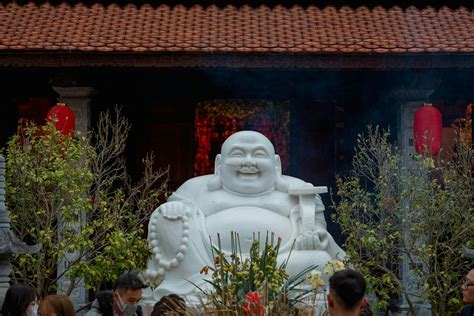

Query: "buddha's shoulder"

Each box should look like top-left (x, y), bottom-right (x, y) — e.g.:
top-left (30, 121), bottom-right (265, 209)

top-left (171, 175), bottom-right (213, 198)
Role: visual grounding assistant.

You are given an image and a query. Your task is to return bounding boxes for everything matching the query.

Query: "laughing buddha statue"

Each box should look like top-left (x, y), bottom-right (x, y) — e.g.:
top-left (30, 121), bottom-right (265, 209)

top-left (144, 131), bottom-right (345, 298)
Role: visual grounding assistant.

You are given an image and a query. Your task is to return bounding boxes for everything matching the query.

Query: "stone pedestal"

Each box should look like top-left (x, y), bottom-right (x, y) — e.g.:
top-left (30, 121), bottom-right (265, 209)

top-left (0, 155), bottom-right (11, 307)
top-left (393, 89), bottom-right (434, 166)
top-left (0, 255), bottom-right (11, 308)
top-left (52, 86), bottom-right (95, 134)
top-left (0, 156), bottom-right (40, 307)
top-left (52, 87), bottom-right (95, 309)
top-left (392, 89), bottom-right (434, 316)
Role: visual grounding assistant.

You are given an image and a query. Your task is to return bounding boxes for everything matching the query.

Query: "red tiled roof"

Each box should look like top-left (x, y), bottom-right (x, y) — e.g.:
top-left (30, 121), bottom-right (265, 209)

top-left (0, 2), bottom-right (474, 54)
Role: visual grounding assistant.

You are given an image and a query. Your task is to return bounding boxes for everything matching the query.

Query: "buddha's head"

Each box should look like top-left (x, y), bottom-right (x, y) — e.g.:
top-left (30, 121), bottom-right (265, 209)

top-left (208, 131), bottom-right (287, 195)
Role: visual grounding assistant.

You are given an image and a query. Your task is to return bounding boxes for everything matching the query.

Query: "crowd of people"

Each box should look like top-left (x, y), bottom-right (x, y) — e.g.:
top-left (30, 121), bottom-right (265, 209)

top-left (1, 267), bottom-right (474, 315)
top-left (0, 284), bottom-right (75, 316)
top-left (0, 271), bottom-right (180, 316)
top-left (325, 266), bottom-right (474, 316)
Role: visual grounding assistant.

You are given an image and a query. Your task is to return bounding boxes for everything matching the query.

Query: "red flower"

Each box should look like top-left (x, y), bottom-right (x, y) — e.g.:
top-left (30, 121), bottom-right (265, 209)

top-left (246, 291), bottom-right (260, 303)
top-left (242, 291), bottom-right (264, 316)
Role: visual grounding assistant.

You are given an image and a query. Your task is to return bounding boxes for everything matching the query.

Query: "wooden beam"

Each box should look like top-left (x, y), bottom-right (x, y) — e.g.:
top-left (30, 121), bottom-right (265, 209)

top-left (1, 52), bottom-right (474, 69)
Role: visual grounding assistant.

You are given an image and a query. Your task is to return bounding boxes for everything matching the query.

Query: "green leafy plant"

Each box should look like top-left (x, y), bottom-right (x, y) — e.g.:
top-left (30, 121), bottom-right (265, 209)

top-left (4, 108), bottom-right (168, 297)
top-left (196, 232), bottom-right (340, 315)
top-left (333, 126), bottom-right (474, 315)
top-left (332, 127), bottom-right (403, 312)
top-left (199, 232), bottom-right (289, 312)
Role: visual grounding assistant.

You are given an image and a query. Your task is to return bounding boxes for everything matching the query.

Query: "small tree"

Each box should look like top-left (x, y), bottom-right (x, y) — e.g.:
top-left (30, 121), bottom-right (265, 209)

top-left (4, 108), bottom-right (168, 297)
top-left (332, 127), bottom-right (404, 312)
top-left (333, 126), bottom-right (474, 315)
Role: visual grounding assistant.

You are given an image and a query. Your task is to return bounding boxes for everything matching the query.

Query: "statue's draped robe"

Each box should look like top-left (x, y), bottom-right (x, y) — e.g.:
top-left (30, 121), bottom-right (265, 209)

top-left (146, 175), bottom-right (344, 298)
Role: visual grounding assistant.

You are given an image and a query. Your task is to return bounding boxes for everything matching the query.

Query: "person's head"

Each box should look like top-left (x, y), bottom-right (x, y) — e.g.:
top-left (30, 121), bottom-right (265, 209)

top-left (151, 294), bottom-right (186, 316)
top-left (39, 295), bottom-right (75, 316)
top-left (1, 284), bottom-right (38, 316)
top-left (328, 269), bottom-right (367, 316)
top-left (214, 131), bottom-right (280, 195)
top-left (462, 266), bottom-right (474, 304)
top-left (112, 271), bottom-right (145, 315)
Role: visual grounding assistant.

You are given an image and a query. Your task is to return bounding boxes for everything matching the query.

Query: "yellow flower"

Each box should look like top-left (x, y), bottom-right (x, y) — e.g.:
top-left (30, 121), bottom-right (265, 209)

top-left (332, 259), bottom-right (345, 272)
top-left (308, 270), bottom-right (325, 290)
top-left (323, 261), bottom-right (332, 276)
top-left (324, 259), bottom-right (345, 276)
top-left (422, 157), bottom-right (435, 168)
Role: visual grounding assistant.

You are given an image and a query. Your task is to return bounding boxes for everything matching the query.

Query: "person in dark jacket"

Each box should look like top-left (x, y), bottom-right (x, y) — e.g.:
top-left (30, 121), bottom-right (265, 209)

top-left (461, 267), bottom-right (474, 316)
top-left (86, 271), bottom-right (145, 316)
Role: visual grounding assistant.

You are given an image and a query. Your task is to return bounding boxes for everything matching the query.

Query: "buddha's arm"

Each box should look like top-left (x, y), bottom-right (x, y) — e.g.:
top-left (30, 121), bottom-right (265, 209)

top-left (287, 182), bottom-right (331, 251)
top-left (288, 183), bottom-right (328, 232)
top-left (145, 176), bottom-right (213, 279)
top-left (146, 202), bottom-right (192, 278)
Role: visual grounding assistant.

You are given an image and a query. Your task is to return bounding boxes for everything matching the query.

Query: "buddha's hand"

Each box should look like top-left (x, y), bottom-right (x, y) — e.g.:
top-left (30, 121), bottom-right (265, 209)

top-left (158, 201), bottom-right (189, 220)
top-left (296, 230), bottom-right (330, 250)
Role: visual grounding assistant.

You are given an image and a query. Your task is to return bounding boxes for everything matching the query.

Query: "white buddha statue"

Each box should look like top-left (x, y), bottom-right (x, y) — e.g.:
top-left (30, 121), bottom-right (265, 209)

top-left (144, 131), bottom-right (344, 299)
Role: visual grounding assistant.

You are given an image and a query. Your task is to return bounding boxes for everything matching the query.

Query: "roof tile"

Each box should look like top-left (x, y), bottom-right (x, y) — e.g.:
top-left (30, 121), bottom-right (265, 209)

top-left (1, 3), bottom-right (474, 54)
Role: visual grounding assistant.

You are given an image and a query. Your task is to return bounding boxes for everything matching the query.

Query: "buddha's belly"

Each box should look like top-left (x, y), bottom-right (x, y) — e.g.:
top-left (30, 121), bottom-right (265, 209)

top-left (206, 206), bottom-right (292, 252)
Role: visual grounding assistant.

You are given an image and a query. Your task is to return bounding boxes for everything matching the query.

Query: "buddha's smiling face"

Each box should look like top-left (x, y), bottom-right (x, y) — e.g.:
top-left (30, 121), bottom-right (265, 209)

top-left (219, 131), bottom-right (277, 195)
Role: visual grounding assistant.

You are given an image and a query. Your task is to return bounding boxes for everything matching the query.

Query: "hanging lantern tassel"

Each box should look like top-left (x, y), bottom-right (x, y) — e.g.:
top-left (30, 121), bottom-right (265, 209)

top-left (414, 103), bottom-right (442, 156)
top-left (47, 103), bottom-right (75, 137)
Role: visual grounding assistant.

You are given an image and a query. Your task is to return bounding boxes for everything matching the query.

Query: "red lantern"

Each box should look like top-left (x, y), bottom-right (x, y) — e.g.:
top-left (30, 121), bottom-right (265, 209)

top-left (46, 103), bottom-right (75, 136)
top-left (414, 103), bottom-right (442, 156)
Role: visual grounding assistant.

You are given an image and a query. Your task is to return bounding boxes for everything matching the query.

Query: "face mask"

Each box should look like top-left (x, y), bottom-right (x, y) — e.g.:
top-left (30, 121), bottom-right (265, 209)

top-left (117, 295), bottom-right (138, 316)
top-left (26, 303), bottom-right (38, 316)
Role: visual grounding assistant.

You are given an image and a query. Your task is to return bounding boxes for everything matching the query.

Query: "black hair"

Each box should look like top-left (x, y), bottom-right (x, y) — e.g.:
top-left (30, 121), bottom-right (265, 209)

top-left (329, 269), bottom-right (366, 310)
top-left (151, 294), bottom-right (186, 316)
top-left (113, 271), bottom-right (146, 293)
top-left (1, 284), bottom-right (37, 316)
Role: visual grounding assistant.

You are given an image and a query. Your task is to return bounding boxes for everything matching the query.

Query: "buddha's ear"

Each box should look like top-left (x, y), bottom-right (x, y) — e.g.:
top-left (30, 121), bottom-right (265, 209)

top-left (274, 154), bottom-right (282, 175)
top-left (214, 154), bottom-right (222, 174)
top-left (208, 154), bottom-right (223, 191)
